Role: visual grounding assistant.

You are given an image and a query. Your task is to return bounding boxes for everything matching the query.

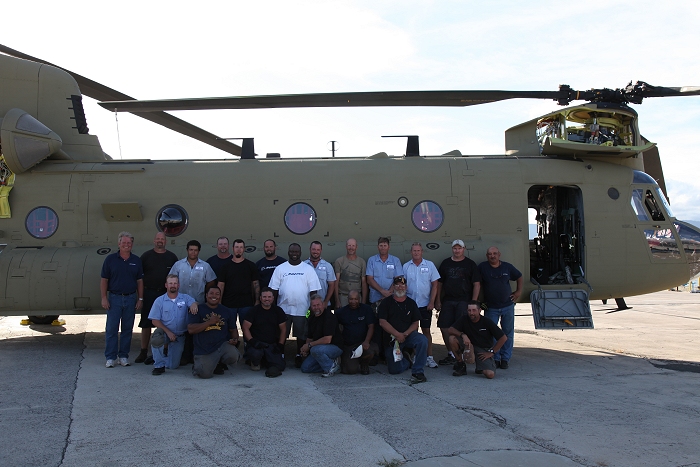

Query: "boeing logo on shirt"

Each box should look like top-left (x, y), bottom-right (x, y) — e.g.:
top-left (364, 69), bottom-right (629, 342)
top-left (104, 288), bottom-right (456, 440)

top-left (283, 272), bottom-right (305, 276)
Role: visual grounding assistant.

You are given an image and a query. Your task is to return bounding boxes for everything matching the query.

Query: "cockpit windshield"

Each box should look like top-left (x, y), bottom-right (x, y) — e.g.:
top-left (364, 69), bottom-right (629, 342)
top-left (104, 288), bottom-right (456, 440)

top-left (630, 171), bottom-right (672, 221)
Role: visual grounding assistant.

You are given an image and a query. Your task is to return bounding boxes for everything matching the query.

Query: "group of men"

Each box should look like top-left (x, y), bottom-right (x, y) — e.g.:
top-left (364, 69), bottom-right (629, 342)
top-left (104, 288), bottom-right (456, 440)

top-left (100, 233), bottom-right (522, 382)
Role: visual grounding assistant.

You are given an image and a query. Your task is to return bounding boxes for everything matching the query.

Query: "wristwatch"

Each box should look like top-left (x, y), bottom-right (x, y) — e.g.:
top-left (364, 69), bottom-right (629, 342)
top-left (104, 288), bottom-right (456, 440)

top-left (487, 348), bottom-right (494, 353)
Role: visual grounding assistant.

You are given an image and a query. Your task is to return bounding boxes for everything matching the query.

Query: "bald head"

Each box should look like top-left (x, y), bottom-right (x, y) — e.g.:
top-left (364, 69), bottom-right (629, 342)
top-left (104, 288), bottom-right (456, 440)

top-left (486, 246), bottom-right (501, 265)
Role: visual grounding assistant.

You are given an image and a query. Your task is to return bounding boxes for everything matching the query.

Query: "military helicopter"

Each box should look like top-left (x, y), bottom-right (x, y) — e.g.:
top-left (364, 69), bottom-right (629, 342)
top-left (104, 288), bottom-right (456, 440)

top-left (1, 44), bottom-right (699, 327)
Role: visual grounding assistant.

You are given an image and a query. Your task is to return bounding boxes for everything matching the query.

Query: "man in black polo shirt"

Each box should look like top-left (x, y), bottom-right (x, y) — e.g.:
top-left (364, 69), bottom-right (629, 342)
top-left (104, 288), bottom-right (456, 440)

top-left (300, 295), bottom-right (343, 377)
top-left (136, 232), bottom-right (178, 364)
top-left (378, 276), bottom-right (428, 384)
top-left (335, 289), bottom-right (379, 375)
top-left (448, 301), bottom-right (507, 379)
top-left (242, 287), bottom-right (287, 377)
top-left (100, 231), bottom-right (144, 368)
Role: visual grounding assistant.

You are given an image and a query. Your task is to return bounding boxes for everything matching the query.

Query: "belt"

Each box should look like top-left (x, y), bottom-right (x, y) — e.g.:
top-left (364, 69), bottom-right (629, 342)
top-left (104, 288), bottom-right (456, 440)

top-left (109, 291), bottom-right (136, 296)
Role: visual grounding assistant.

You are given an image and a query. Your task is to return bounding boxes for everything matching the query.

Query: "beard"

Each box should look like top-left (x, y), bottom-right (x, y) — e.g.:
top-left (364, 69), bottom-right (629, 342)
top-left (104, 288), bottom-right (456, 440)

top-left (265, 251), bottom-right (274, 258)
top-left (394, 289), bottom-right (406, 298)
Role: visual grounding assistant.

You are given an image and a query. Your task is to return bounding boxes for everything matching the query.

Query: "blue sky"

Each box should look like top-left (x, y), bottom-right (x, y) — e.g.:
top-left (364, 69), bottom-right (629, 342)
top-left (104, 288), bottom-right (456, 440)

top-left (4, 1), bottom-right (700, 218)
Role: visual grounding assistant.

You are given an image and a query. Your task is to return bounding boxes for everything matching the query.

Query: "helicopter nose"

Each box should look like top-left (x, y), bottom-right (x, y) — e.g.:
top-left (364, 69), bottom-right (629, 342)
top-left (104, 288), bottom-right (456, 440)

top-left (675, 220), bottom-right (700, 277)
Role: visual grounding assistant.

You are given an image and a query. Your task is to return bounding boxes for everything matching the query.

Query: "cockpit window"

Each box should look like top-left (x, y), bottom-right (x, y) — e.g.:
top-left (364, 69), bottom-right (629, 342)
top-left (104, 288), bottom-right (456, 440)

top-left (631, 189), bottom-right (649, 221)
top-left (644, 228), bottom-right (681, 260)
top-left (654, 187), bottom-right (674, 218)
top-left (632, 188), bottom-right (667, 222)
top-left (643, 190), bottom-right (666, 222)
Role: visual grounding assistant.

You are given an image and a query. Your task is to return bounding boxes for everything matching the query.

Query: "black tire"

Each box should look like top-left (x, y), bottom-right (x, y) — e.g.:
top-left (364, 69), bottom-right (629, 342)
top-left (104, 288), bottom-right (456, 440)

top-left (28, 315), bottom-right (59, 325)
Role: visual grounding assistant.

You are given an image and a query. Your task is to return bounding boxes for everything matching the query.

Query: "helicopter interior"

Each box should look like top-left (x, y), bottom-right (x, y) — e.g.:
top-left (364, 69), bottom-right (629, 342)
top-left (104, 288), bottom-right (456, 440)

top-left (529, 185), bottom-right (584, 285)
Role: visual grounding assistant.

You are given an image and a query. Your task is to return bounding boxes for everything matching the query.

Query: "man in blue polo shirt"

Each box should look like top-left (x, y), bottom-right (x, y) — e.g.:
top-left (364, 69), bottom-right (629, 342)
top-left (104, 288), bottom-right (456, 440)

top-left (100, 231), bottom-right (144, 368)
top-left (148, 274), bottom-right (197, 375)
top-left (304, 241), bottom-right (336, 311)
top-left (403, 242), bottom-right (441, 368)
top-left (366, 236), bottom-right (403, 359)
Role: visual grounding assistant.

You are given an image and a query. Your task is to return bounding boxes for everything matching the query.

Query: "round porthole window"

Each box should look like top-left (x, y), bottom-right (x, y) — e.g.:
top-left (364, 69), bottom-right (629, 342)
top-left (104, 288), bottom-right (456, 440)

top-left (411, 200), bottom-right (444, 233)
top-left (26, 206), bottom-right (59, 239)
top-left (284, 203), bottom-right (316, 235)
top-left (156, 204), bottom-right (189, 237)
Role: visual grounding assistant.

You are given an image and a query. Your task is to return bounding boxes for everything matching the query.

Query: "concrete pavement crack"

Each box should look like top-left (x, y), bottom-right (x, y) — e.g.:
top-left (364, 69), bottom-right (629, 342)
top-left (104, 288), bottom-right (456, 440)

top-left (58, 331), bottom-right (86, 466)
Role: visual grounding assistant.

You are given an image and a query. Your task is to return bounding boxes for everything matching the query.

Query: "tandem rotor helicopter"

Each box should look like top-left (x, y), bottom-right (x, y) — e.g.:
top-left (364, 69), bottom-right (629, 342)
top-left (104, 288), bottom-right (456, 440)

top-left (1, 44), bottom-right (699, 328)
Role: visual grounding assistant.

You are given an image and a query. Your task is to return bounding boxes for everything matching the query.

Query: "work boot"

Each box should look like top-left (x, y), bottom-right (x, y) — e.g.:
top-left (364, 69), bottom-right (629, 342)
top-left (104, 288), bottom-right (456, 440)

top-left (134, 349), bottom-right (148, 364)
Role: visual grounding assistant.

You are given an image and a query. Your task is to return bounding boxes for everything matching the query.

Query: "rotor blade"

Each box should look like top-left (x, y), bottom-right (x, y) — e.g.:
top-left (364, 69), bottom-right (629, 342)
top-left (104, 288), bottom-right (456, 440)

top-left (0, 44), bottom-right (241, 156)
top-left (636, 85), bottom-right (700, 98)
top-left (98, 90), bottom-right (566, 112)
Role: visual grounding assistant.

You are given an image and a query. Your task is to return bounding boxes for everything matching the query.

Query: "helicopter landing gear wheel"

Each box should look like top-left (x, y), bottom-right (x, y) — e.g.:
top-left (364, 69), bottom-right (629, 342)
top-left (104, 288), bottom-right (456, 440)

top-left (27, 315), bottom-right (59, 325)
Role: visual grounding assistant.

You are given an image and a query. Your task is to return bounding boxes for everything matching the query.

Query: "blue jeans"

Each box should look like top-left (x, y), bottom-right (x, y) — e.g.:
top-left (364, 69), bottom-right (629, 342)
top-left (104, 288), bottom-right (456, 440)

top-left (105, 293), bottom-right (137, 360)
top-left (384, 331), bottom-right (428, 375)
top-left (152, 334), bottom-right (186, 369)
top-left (301, 344), bottom-right (343, 373)
top-left (485, 303), bottom-right (514, 362)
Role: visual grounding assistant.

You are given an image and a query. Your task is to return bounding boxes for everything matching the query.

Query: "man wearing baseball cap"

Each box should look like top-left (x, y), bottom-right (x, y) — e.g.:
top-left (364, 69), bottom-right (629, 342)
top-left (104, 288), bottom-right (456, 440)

top-left (435, 239), bottom-right (481, 365)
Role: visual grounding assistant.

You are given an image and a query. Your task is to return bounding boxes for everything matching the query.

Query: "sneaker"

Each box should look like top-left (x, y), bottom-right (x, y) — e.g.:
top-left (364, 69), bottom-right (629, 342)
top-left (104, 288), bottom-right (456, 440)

top-left (438, 355), bottom-right (456, 366)
top-left (250, 363), bottom-right (261, 371)
top-left (265, 366), bottom-right (282, 378)
top-left (105, 359), bottom-right (115, 368)
top-left (499, 360), bottom-right (509, 370)
top-left (360, 364), bottom-right (370, 375)
top-left (295, 354), bottom-right (303, 368)
top-left (213, 363), bottom-right (225, 375)
top-left (475, 369), bottom-right (483, 375)
top-left (134, 349), bottom-right (148, 364)
top-left (452, 361), bottom-right (467, 376)
top-left (494, 360), bottom-right (501, 369)
top-left (144, 356), bottom-right (154, 365)
top-left (322, 359), bottom-right (341, 377)
top-left (118, 357), bottom-right (130, 367)
top-left (410, 373), bottom-right (427, 384)
top-left (152, 367), bottom-right (165, 375)
top-left (426, 356), bottom-right (438, 368)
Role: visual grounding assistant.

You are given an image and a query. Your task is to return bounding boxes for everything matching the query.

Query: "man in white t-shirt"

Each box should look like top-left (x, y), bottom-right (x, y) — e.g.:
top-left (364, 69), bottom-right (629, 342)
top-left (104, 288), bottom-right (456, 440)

top-left (269, 243), bottom-right (321, 368)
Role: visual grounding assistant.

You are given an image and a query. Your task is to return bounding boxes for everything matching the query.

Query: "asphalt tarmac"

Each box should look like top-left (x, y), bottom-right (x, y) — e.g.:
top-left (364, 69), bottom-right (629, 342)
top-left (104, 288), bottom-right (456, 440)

top-left (0, 290), bottom-right (698, 467)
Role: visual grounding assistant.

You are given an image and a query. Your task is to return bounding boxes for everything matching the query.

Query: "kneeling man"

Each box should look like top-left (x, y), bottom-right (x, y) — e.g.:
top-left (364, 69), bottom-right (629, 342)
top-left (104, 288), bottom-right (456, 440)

top-left (448, 300), bottom-right (507, 379)
top-left (148, 274), bottom-right (197, 375)
top-left (242, 287), bottom-right (287, 377)
top-left (188, 285), bottom-right (241, 379)
top-left (335, 289), bottom-right (379, 375)
top-left (378, 276), bottom-right (428, 384)
top-left (300, 295), bottom-right (343, 377)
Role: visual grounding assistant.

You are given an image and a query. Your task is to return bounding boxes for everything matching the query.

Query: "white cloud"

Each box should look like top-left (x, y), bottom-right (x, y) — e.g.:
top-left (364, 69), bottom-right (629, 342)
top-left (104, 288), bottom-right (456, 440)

top-left (666, 179), bottom-right (700, 221)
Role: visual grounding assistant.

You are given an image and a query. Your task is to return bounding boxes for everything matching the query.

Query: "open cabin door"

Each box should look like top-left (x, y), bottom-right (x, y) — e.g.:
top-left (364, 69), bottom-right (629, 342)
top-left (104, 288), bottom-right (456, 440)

top-left (528, 185), bottom-right (593, 329)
